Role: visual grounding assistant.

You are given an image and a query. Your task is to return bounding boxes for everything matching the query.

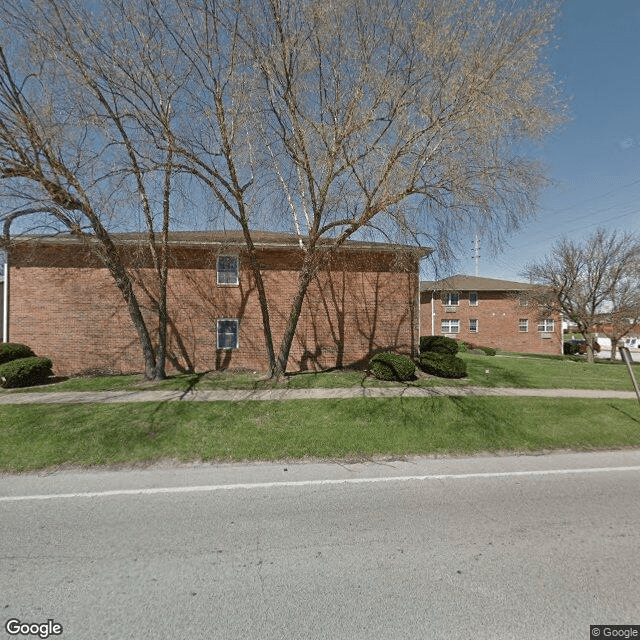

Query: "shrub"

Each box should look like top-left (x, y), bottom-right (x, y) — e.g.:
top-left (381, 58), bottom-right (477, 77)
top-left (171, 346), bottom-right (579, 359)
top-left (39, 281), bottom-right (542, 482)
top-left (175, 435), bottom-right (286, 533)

top-left (0, 343), bottom-right (36, 365)
top-left (370, 352), bottom-right (416, 381)
top-left (456, 341), bottom-right (469, 353)
top-left (479, 346), bottom-right (497, 356)
top-left (419, 335), bottom-right (459, 355)
top-left (0, 357), bottom-right (53, 388)
top-left (563, 341), bottom-right (580, 356)
top-left (418, 352), bottom-right (467, 378)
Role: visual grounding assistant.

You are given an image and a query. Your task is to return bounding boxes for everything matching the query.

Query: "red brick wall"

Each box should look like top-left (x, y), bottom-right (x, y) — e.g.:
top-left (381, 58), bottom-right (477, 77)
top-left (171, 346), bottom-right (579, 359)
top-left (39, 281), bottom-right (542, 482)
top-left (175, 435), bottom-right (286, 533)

top-left (419, 289), bottom-right (562, 355)
top-left (8, 242), bottom-right (419, 376)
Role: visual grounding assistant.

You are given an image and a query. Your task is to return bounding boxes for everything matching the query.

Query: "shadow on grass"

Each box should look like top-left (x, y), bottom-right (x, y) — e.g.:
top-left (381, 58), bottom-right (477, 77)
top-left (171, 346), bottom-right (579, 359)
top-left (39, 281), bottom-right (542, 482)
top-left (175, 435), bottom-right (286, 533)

top-left (178, 371), bottom-right (210, 398)
top-left (608, 402), bottom-right (640, 425)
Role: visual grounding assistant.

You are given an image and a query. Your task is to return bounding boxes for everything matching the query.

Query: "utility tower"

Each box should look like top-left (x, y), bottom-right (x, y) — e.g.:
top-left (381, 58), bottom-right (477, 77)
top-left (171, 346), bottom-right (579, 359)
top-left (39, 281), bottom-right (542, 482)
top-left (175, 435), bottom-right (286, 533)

top-left (472, 234), bottom-right (480, 276)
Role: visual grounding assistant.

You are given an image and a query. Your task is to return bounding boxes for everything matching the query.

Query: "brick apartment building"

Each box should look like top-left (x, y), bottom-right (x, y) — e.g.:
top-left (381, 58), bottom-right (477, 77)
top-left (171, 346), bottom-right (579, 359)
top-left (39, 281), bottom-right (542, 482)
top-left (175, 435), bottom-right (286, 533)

top-left (420, 275), bottom-right (562, 355)
top-left (5, 232), bottom-right (427, 376)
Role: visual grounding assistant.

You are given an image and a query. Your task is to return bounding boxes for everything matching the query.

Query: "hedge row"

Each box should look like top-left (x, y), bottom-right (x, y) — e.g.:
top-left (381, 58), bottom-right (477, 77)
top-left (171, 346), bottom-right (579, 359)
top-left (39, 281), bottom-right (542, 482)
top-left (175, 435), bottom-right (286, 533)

top-left (459, 341), bottom-right (496, 356)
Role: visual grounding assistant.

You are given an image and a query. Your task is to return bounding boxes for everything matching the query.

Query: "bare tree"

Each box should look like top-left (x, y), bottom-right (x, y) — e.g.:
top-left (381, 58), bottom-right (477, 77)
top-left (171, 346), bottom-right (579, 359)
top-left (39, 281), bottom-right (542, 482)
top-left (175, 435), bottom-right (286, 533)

top-left (1, 0), bottom-right (567, 379)
top-left (144, 0), bottom-right (280, 374)
top-left (0, 0), bottom-right (189, 379)
top-left (596, 262), bottom-right (640, 360)
top-left (523, 229), bottom-right (640, 362)
top-left (237, 0), bottom-right (566, 377)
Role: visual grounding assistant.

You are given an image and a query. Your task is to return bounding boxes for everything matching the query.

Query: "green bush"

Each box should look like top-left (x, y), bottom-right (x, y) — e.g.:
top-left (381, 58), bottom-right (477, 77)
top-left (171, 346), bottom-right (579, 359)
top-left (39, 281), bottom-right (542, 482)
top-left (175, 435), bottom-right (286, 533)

top-left (456, 341), bottom-right (469, 353)
top-left (370, 352), bottom-right (416, 381)
top-left (0, 343), bottom-right (36, 365)
top-left (479, 346), bottom-right (497, 356)
top-left (419, 335), bottom-right (459, 355)
top-left (563, 341), bottom-right (580, 356)
top-left (0, 357), bottom-right (53, 388)
top-left (418, 352), bottom-right (467, 379)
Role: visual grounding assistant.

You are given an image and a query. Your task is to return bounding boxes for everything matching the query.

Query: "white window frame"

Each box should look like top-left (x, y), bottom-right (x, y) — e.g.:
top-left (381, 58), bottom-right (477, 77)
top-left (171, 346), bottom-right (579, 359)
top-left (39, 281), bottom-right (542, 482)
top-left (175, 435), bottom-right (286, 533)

top-left (442, 292), bottom-right (459, 306)
top-left (216, 255), bottom-right (239, 286)
top-left (216, 318), bottom-right (239, 349)
top-left (519, 319), bottom-right (529, 332)
top-left (469, 319), bottom-right (478, 333)
top-left (537, 319), bottom-right (554, 332)
top-left (469, 291), bottom-right (478, 306)
top-left (441, 319), bottom-right (460, 334)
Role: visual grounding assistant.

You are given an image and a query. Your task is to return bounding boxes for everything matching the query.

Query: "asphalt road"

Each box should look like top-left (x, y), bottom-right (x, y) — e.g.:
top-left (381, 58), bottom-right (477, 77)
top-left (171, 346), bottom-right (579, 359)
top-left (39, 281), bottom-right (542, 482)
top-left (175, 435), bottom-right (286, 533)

top-left (2, 451), bottom-right (640, 640)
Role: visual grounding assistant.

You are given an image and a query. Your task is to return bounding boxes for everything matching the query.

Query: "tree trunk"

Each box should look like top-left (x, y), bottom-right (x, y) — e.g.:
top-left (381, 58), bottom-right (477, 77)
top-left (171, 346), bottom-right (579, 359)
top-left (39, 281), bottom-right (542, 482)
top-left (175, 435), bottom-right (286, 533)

top-left (111, 262), bottom-right (158, 379)
top-left (240, 223), bottom-right (276, 372)
top-left (271, 265), bottom-right (316, 379)
top-left (610, 338), bottom-right (618, 361)
top-left (92, 224), bottom-right (159, 379)
top-left (154, 268), bottom-right (168, 381)
top-left (151, 149), bottom-right (174, 382)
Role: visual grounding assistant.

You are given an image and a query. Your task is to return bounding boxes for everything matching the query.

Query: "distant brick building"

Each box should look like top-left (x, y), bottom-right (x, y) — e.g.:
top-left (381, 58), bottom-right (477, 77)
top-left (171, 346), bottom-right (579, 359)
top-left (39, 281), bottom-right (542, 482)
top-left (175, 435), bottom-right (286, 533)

top-left (420, 275), bottom-right (562, 355)
top-left (5, 232), bottom-right (427, 376)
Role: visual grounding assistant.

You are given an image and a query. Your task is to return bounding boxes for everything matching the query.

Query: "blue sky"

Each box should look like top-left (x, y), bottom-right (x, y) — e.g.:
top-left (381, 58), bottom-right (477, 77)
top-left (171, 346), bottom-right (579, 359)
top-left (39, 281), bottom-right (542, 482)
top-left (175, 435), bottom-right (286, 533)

top-left (453, 0), bottom-right (640, 282)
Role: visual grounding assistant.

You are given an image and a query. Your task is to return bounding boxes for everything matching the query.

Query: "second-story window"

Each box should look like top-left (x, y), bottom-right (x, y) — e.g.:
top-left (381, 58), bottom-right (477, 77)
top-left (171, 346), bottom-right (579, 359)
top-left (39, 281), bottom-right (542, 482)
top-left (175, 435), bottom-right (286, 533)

top-left (469, 291), bottom-right (478, 306)
top-left (217, 255), bottom-right (239, 285)
top-left (443, 292), bottom-right (459, 306)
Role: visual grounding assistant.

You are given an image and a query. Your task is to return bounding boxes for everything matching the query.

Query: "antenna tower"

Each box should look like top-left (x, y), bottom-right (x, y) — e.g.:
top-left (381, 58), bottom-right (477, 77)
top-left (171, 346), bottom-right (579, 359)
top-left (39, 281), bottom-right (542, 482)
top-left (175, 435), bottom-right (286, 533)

top-left (472, 235), bottom-right (480, 276)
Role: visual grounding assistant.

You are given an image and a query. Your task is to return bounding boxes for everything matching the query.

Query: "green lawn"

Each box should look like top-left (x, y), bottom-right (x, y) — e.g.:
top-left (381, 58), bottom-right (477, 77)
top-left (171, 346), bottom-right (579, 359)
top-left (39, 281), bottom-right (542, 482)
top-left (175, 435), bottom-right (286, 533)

top-left (3, 351), bottom-right (639, 393)
top-left (1, 397), bottom-right (639, 472)
top-left (463, 353), bottom-right (639, 390)
top-left (1, 351), bottom-right (639, 472)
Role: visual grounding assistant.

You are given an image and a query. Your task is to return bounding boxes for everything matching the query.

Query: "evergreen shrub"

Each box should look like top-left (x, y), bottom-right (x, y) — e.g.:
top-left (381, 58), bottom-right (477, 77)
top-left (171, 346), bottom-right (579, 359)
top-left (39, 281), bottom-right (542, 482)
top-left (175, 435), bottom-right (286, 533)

top-left (418, 352), bottom-right (467, 379)
top-left (0, 343), bottom-right (36, 365)
top-left (370, 352), bottom-right (416, 381)
top-left (419, 335), bottom-right (459, 355)
top-left (0, 357), bottom-right (53, 388)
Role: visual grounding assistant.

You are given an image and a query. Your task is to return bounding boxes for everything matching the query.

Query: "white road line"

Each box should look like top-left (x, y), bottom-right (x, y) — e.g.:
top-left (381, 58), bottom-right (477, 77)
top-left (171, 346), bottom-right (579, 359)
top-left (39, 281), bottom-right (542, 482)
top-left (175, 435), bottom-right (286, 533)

top-left (2, 465), bottom-right (640, 502)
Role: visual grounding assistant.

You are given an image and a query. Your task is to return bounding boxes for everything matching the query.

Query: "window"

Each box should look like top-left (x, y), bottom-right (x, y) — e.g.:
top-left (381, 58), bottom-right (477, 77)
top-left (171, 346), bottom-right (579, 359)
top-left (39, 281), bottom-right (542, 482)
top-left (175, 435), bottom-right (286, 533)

top-left (519, 295), bottom-right (530, 307)
top-left (537, 319), bottom-right (554, 332)
top-left (469, 291), bottom-right (478, 306)
top-left (519, 319), bottom-right (529, 332)
top-left (217, 255), bottom-right (239, 285)
top-left (441, 319), bottom-right (460, 334)
top-left (469, 319), bottom-right (478, 333)
top-left (442, 292), bottom-right (459, 306)
top-left (217, 319), bottom-right (239, 349)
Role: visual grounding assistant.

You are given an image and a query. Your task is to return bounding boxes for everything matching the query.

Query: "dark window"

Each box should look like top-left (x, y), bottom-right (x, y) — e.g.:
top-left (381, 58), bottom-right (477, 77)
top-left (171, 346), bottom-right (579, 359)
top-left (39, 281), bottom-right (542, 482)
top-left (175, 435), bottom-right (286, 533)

top-left (217, 319), bottom-right (239, 349)
top-left (217, 256), bottom-right (239, 285)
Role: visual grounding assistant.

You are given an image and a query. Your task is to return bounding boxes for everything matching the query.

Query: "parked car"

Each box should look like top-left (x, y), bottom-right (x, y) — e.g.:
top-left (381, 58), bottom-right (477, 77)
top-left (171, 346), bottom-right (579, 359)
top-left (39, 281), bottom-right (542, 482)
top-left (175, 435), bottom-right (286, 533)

top-left (563, 339), bottom-right (601, 355)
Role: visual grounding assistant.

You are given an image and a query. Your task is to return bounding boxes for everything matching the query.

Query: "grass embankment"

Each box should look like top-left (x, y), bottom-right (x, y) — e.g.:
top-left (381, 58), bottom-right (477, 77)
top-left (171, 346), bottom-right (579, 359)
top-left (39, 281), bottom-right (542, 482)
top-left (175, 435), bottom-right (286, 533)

top-left (2, 397), bottom-right (639, 473)
top-left (1, 352), bottom-right (639, 472)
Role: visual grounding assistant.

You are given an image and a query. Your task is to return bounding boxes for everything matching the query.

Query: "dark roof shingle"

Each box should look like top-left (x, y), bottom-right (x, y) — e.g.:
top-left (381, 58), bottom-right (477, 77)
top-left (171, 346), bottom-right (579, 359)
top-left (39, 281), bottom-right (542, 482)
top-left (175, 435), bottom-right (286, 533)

top-left (420, 274), bottom-right (538, 292)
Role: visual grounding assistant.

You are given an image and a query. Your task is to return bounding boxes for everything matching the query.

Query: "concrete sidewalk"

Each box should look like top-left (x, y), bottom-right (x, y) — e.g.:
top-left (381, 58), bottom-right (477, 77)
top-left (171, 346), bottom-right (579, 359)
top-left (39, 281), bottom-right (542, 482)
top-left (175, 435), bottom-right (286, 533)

top-left (0, 385), bottom-right (638, 404)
